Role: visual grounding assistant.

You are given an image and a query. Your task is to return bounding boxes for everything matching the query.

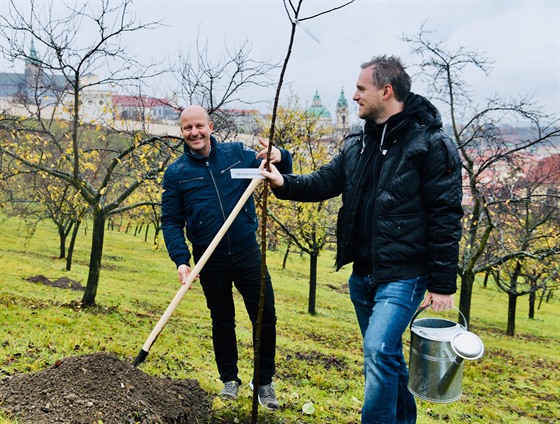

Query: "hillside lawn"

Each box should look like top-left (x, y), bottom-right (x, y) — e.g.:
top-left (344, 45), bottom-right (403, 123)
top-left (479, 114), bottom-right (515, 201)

top-left (0, 213), bottom-right (558, 423)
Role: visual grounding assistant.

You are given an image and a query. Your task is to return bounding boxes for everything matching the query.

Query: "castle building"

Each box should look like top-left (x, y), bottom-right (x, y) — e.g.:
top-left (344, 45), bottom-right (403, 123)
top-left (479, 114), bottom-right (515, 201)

top-left (0, 40), bottom-right (67, 103)
top-left (1, 41), bottom-right (179, 124)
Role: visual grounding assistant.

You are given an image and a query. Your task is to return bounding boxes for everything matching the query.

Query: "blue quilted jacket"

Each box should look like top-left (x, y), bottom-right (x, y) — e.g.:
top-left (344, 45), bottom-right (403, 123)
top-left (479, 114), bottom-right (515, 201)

top-left (161, 136), bottom-right (292, 267)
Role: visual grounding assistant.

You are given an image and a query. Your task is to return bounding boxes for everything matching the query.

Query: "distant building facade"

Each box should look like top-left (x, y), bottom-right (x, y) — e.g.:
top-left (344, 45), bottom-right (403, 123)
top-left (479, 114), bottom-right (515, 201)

top-left (1, 41), bottom-right (180, 125)
top-left (214, 109), bottom-right (262, 135)
top-left (0, 40), bottom-right (68, 104)
top-left (112, 95), bottom-right (181, 124)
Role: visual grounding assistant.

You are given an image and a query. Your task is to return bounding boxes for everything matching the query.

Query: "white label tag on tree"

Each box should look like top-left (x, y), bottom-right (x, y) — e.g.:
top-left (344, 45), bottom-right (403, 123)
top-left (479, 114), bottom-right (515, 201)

top-left (230, 168), bottom-right (264, 179)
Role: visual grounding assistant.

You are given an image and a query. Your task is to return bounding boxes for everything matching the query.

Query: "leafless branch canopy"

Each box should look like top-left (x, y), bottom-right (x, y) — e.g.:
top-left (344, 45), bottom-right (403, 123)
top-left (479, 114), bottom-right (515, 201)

top-left (402, 23), bottom-right (494, 111)
top-left (175, 35), bottom-right (279, 114)
top-left (285, 0), bottom-right (356, 23)
top-left (0, 0), bottom-right (166, 93)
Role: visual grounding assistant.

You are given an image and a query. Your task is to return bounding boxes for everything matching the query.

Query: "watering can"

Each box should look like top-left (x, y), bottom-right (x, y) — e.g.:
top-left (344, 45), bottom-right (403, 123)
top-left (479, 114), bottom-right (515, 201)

top-left (407, 306), bottom-right (484, 403)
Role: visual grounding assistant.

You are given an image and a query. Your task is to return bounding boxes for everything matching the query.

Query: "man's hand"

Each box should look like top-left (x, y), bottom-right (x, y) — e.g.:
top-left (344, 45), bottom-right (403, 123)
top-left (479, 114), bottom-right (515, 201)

top-left (259, 161), bottom-right (285, 189)
top-left (420, 292), bottom-right (454, 312)
top-left (256, 138), bottom-right (282, 163)
top-left (177, 264), bottom-right (198, 287)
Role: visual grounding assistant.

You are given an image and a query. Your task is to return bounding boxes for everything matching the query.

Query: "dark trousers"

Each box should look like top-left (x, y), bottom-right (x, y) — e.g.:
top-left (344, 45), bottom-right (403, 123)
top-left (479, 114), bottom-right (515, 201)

top-left (195, 243), bottom-right (277, 385)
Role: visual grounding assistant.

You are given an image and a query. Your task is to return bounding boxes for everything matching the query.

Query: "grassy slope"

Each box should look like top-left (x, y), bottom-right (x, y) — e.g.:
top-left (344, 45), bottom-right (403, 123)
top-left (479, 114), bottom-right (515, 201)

top-left (0, 214), bottom-right (558, 423)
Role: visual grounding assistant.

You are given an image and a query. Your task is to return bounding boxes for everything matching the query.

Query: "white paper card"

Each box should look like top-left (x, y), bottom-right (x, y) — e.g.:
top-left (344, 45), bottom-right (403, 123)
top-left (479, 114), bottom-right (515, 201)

top-left (230, 168), bottom-right (264, 179)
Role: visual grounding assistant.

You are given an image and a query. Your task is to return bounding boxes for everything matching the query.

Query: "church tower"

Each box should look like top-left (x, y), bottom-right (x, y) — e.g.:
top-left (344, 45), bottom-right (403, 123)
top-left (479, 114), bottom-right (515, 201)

top-left (335, 87), bottom-right (349, 132)
top-left (307, 89), bottom-right (332, 128)
top-left (24, 40), bottom-right (43, 87)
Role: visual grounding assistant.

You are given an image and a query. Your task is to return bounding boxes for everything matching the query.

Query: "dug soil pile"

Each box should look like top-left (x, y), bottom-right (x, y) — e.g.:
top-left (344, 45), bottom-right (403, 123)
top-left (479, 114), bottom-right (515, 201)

top-left (0, 352), bottom-right (212, 423)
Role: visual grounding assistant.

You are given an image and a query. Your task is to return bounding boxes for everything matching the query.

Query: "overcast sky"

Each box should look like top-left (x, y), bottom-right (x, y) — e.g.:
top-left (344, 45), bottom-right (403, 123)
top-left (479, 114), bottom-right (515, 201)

top-left (126, 0), bottom-right (559, 120)
top-left (4, 0), bottom-right (559, 122)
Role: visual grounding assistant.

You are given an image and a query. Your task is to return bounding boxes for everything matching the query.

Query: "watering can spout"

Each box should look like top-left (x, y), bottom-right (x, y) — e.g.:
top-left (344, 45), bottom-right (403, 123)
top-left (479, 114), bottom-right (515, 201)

top-left (437, 331), bottom-right (484, 395)
top-left (437, 358), bottom-right (464, 394)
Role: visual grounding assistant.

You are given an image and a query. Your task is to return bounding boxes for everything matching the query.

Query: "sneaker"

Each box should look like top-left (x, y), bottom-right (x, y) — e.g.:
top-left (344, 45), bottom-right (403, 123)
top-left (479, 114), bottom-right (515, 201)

top-left (220, 381), bottom-right (240, 399)
top-left (249, 381), bottom-right (280, 410)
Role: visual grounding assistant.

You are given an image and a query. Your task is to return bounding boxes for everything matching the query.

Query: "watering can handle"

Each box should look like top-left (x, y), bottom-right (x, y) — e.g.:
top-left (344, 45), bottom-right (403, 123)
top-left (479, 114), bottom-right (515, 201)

top-left (409, 305), bottom-right (468, 330)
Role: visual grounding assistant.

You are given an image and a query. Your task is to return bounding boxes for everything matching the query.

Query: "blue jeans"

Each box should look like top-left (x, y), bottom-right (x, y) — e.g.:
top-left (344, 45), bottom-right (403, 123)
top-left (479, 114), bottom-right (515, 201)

top-left (349, 272), bottom-right (427, 424)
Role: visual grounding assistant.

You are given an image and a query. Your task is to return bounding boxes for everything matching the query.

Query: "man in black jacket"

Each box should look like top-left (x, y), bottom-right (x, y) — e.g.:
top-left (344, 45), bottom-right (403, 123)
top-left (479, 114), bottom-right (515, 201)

top-left (162, 105), bottom-right (292, 409)
top-left (260, 56), bottom-right (463, 423)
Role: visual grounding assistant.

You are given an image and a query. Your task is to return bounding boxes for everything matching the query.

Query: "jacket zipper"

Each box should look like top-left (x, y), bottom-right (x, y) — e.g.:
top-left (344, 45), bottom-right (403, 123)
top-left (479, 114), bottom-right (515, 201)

top-left (206, 161), bottom-right (231, 253)
top-left (178, 176), bottom-right (204, 184)
top-left (355, 125), bottom-right (388, 273)
top-left (342, 133), bottom-right (375, 265)
top-left (220, 160), bottom-right (241, 174)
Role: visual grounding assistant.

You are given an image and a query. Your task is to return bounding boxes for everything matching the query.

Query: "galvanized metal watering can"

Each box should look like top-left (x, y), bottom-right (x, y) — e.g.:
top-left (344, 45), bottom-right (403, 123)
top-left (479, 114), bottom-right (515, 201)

top-left (408, 306), bottom-right (484, 403)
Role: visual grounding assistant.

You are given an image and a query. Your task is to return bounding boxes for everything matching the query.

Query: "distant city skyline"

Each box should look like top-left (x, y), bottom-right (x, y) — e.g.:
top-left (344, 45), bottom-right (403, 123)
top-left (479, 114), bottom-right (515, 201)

top-left (2, 1), bottom-right (558, 123)
top-left (88, 1), bottom-right (560, 121)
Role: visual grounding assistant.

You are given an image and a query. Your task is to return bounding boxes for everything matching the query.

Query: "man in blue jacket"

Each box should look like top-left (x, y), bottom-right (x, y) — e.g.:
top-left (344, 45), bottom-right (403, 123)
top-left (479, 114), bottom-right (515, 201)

top-left (261, 56), bottom-right (463, 423)
top-left (161, 105), bottom-right (292, 409)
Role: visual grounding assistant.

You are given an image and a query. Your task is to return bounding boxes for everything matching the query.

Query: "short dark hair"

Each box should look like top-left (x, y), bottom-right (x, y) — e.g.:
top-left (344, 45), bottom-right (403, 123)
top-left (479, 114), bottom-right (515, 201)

top-left (361, 55), bottom-right (411, 102)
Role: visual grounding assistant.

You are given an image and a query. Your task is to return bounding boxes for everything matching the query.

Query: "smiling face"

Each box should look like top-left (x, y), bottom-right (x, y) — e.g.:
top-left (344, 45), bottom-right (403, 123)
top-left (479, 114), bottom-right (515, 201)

top-left (179, 106), bottom-right (213, 157)
top-left (352, 66), bottom-right (386, 123)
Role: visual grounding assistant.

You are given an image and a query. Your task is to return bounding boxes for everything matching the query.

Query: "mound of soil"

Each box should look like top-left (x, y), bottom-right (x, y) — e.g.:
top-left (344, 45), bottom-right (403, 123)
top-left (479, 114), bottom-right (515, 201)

top-left (25, 275), bottom-right (85, 291)
top-left (0, 352), bottom-right (212, 423)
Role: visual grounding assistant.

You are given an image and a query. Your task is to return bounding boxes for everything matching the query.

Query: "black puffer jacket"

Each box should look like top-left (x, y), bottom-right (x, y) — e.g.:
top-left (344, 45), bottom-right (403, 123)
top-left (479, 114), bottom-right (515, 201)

top-left (273, 94), bottom-right (463, 294)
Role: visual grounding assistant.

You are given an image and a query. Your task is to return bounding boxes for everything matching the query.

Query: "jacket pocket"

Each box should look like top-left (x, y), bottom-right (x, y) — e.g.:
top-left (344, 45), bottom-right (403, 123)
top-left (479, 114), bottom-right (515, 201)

top-left (179, 176), bottom-right (204, 184)
top-left (220, 160), bottom-right (242, 175)
top-left (377, 213), bottom-right (427, 258)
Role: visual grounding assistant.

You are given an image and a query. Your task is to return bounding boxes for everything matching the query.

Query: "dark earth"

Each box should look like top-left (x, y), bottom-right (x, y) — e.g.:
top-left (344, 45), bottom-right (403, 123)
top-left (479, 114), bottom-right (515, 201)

top-left (0, 276), bottom-right (213, 423)
top-left (0, 352), bottom-right (212, 423)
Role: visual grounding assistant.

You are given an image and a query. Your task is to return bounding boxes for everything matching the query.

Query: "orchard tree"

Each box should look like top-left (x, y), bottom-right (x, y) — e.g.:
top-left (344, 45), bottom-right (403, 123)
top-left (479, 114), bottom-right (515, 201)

top-left (247, 1), bottom-right (355, 420)
top-left (0, 150), bottom-right (88, 269)
top-left (111, 177), bottom-right (164, 248)
top-left (0, 0), bottom-right (181, 307)
top-left (262, 97), bottom-right (339, 314)
top-left (485, 154), bottom-right (560, 334)
top-left (403, 26), bottom-right (560, 324)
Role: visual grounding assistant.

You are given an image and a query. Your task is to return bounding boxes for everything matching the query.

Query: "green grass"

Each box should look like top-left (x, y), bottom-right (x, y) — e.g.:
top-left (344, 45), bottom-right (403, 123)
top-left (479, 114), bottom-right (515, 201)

top-left (0, 213), bottom-right (559, 423)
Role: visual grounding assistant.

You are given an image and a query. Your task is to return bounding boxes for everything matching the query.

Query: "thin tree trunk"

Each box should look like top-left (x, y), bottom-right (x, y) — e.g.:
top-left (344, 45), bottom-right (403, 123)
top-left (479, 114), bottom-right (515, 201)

top-left (66, 219), bottom-right (81, 271)
top-left (58, 224), bottom-right (67, 259)
top-left (506, 293), bottom-right (517, 336)
top-left (153, 225), bottom-right (160, 249)
top-left (81, 210), bottom-right (106, 307)
top-left (483, 272), bottom-right (490, 288)
top-left (528, 288), bottom-right (536, 319)
top-left (459, 272), bottom-right (475, 325)
top-left (538, 289), bottom-right (546, 310)
top-left (308, 251), bottom-right (318, 315)
top-left (144, 223), bottom-right (150, 242)
top-left (282, 240), bottom-right (292, 269)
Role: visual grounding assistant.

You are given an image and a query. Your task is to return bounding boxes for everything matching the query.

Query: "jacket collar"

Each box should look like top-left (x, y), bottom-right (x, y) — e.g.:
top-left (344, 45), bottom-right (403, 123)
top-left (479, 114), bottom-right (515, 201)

top-left (184, 135), bottom-right (218, 161)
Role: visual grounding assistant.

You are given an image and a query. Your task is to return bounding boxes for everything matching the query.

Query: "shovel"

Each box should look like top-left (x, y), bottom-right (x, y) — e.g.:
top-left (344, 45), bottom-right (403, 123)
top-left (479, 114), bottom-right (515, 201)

top-left (133, 176), bottom-right (262, 366)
